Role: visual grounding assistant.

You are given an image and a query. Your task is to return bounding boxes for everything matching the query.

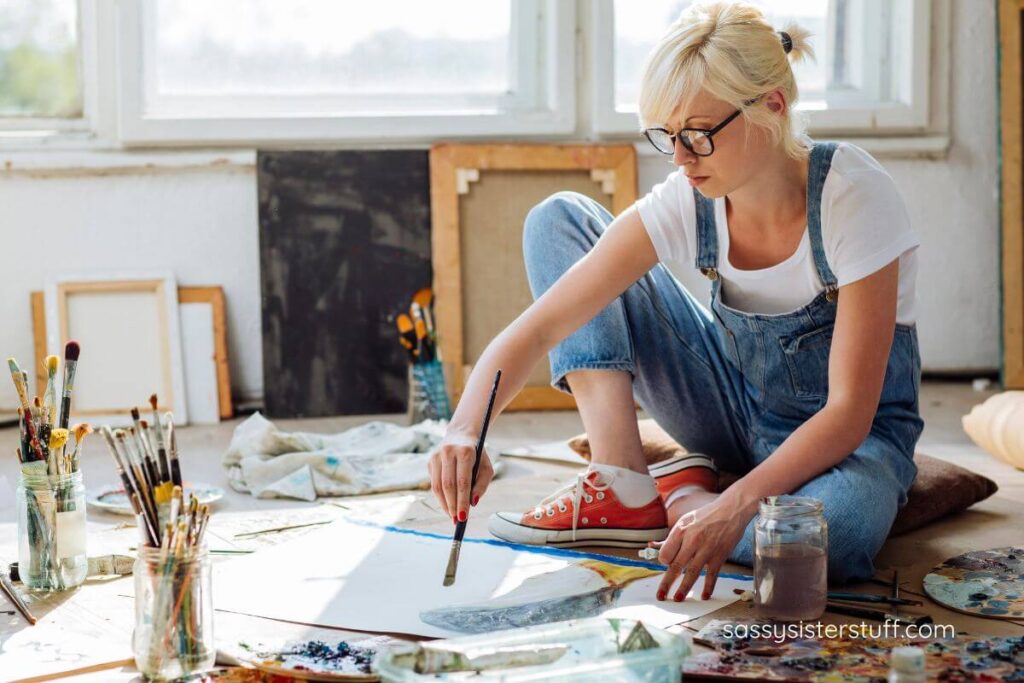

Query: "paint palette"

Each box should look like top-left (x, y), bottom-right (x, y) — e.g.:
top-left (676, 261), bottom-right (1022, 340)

top-left (685, 620), bottom-right (1024, 682)
top-left (87, 481), bottom-right (224, 515)
top-left (923, 546), bottom-right (1024, 619)
top-left (228, 638), bottom-right (387, 681)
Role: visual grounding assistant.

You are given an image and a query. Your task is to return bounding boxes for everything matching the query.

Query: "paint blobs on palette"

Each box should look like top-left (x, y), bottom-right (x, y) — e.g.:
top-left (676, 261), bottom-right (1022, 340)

top-left (236, 638), bottom-right (382, 680)
top-left (685, 620), bottom-right (1024, 682)
top-left (923, 546), bottom-right (1024, 619)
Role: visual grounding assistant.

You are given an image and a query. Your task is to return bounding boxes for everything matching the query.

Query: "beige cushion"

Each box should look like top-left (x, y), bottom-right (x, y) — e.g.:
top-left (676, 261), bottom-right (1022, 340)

top-left (567, 419), bottom-right (998, 536)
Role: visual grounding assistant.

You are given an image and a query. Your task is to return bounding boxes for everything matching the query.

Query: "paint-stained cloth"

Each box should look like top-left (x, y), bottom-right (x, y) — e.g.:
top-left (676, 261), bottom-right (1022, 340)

top-left (223, 412), bottom-right (503, 501)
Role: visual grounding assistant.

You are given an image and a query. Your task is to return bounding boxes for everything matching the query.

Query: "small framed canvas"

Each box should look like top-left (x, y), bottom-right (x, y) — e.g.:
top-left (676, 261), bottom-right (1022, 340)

top-left (43, 271), bottom-right (188, 425)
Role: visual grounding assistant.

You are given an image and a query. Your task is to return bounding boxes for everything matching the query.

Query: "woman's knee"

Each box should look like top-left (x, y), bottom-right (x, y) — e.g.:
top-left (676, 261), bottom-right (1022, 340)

top-left (523, 191), bottom-right (603, 255)
top-left (823, 498), bottom-right (896, 584)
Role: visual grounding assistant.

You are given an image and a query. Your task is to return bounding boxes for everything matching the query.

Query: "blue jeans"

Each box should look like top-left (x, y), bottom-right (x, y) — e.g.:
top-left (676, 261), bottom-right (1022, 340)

top-left (522, 191), bottom-right (923, 584)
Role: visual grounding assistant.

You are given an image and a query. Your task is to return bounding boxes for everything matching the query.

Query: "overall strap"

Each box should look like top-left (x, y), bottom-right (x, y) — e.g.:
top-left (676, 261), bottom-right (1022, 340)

top-left (806, 141), bottom-right (840, 301)
top-left (692, 190), bottom-right (719, 280)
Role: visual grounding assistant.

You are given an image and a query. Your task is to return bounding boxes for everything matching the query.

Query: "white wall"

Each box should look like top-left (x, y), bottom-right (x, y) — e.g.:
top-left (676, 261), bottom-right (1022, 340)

top-left (0, 1), bottom-right (1001, 411)
top-left (0, 168), bottom-right (262, 410)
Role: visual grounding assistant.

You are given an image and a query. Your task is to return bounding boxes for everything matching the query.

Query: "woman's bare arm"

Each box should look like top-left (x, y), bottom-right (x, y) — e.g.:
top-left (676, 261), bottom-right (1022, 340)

top-left (430, 206), bottom-right (659, 519)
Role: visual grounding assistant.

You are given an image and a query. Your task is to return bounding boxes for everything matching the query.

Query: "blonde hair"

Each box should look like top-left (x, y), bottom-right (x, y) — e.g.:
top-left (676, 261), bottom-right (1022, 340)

top-left (638, 1), bottom-right (814, 160)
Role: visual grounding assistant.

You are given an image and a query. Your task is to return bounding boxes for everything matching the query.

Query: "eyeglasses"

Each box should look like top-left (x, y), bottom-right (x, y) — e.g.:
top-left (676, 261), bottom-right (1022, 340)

top-left (643, 108), bottom-right (744, 157)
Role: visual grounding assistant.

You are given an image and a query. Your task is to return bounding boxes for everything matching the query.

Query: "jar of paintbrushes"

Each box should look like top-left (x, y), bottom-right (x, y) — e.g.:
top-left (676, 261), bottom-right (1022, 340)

top-left (132, 488), bottom-right (214, 680)
top-left (396, 287), bottom-right (453, 423)
top-left (8, 343), bottom-right (91, 592)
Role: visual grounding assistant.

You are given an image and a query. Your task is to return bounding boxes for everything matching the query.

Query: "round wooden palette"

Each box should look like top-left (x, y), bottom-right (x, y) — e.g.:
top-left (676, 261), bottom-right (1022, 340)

top-left (923, 546), bottom-right (1024, 619)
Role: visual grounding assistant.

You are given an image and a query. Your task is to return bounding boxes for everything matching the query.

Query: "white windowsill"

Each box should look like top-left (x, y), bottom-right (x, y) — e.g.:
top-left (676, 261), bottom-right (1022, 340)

top-left (631, 134), bottom-right (951, 161)
top-left (0, 132), bottom-right (950, 176)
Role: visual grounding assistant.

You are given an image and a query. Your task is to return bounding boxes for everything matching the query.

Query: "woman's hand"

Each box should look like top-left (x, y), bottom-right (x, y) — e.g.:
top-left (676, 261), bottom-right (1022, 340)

top-left (427, 434), bottom-right (493, 524)
top-left (649, 492), bottom-right (756, 602)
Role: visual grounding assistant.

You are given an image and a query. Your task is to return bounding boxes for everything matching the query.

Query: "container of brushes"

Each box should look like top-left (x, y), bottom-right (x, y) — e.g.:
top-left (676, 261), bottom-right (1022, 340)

top-left (408, 359), bottom-right (452, 423)
top-left (16, 465), bottom-right (87, 591)
top-left (133, 544), bottom-right (215, 679)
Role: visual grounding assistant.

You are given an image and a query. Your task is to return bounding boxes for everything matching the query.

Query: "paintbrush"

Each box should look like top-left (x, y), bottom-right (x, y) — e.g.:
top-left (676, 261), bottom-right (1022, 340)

top-left (149, 394), bottom-right (171, 485)
top-left (824, 602), bottom-right (932, 627)
top-left (412, 287), bottom-right (435, 338)
top-left (443, 369), bottom-right (501, 587)
top-left (47, 429), bottom-right (68, 474)
top-left (116, 429), bottom-right (160, 540)
top-left (58, 341), bottom-right (80, 435)
top-left (396, 314), bottom-right (419, 362)
top-left (165, 413), bottom-right (182, 487)
top-left (100, 425), bottom-right (154, 542)
top-left (410, 303), bottom-right (432, 361)
top-left (7, 358), bottom-right (30, 412)
top-left (126, 426), bottom-right (157, 494)
top-left (827, 591), bottom-right (921, 607)
top-left (7, 359), bottom-right (45, 461)
top-left (43, 355), bottom-right (58, 425)
top-left (0, 568), bottom-right (36, 625)
top-left (34, 397), bottom-right (52, 472)
top-left (68, 423), bottom-right (92, 473)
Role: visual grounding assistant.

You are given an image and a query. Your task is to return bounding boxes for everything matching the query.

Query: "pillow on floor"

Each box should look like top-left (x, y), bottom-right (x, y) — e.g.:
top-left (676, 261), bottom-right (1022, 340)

top-left (567, 419), bottom-right (998, 537)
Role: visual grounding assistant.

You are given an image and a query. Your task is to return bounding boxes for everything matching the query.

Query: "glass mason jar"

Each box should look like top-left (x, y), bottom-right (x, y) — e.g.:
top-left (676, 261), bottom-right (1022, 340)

top-left (133, 545), bottom-right (215, 680)
top-left (754, 495), bottom-right (828, 621)
top-left (16, 468), bottom-right (88, 591)
top-left (408, 359), bottom-right (453, 423)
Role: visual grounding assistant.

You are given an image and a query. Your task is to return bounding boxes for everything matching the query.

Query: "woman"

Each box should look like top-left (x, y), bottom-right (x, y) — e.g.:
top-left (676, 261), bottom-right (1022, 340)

top-left (427, 1), bottom-right (922, 602)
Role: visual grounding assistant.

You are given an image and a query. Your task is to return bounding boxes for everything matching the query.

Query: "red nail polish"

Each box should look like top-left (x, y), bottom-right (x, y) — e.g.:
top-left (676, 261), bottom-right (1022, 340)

top-left (458, 510), bottom-right (467, 522)
top-left (472, 495), bottom-right (479, 506)
top-left (656, 590), bottom-right (666, 601)
top-left (674, 594), bottom-right (684, 602)
top-left (452, 516), bottom-right (457, 524)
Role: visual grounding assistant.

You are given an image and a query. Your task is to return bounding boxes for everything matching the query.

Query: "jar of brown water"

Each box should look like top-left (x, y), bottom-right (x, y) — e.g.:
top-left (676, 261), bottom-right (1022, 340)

top-left (754, 496), bottom-right (828, 621)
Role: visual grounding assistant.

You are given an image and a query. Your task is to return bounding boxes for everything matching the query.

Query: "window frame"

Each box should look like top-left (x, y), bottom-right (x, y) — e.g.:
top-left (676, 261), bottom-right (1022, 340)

top-left (115, 0), bottom-right (577, 145)
top-left (0, 0), bottom-right (115, 148)
top-left (591, 0), bottom-right (933, 139)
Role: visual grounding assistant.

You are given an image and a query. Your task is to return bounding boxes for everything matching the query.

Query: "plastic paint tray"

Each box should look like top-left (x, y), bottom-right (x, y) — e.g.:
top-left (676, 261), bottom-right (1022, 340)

top-left (375, 617), bottom-right (689, 683)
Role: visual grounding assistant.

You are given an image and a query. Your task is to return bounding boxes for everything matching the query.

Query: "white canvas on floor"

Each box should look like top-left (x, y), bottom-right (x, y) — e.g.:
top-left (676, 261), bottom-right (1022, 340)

top-left (212, 517), bottom-right (751, 638)
top-left (180, 302), bottom-right (220, 424)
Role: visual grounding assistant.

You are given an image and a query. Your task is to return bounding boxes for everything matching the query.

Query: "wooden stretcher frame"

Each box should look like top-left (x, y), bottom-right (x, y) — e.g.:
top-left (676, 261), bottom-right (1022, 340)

top-left (430, 143), bottom-right (638, 411)
top-left (999, 0), bottom-right (1024, 388)
top-left (32, 285), bottom-right (233, 420)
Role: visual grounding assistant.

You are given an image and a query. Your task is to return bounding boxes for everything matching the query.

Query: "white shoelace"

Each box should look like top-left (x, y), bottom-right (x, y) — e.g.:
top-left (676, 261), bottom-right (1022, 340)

top-left (531, 470), bottom-right (612, 541)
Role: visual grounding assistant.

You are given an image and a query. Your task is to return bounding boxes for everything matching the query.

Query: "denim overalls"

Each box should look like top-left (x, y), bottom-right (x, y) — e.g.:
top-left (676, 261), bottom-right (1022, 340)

top-left (522, 141), bottom-right (923, 583)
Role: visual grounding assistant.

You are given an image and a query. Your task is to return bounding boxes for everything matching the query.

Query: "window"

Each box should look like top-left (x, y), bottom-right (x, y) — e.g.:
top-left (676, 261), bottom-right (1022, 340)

top-left (0, 0), bottom-right (938, 150)
top-left (118, 0), bottom-right (576, 143)
top-left (595, 0), bottom-right (932, 137)
top-left (0, 0), bottom-right (82, 128)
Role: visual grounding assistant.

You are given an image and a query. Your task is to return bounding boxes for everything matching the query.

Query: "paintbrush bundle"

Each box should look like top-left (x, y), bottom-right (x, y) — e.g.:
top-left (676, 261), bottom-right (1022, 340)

top-left (98, 395), bottom-right (183, 548)
top-left (6, 343), bottom-right (90, 591)
top-left (397, 287), bottom-right (452, 422)
top-left (131, 485), bottom-right (215, 679)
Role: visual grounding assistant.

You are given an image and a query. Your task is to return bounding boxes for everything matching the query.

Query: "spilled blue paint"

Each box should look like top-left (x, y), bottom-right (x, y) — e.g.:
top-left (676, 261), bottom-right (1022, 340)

top-left (347, 517), bottom-right (754, 581)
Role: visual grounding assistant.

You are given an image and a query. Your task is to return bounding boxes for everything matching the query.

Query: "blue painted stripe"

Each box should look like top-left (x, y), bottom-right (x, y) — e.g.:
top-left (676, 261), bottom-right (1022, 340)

top-left (347, 517), bottom-right (754, 582)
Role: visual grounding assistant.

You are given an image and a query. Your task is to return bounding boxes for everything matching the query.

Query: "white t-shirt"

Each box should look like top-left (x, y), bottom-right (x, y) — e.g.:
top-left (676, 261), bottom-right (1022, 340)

top-left (635, 142), bottom-right (920, 324)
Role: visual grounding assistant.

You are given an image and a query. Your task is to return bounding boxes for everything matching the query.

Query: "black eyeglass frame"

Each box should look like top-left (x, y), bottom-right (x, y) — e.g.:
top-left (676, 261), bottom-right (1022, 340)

top-left (642, 103), bottom-right (752, 157)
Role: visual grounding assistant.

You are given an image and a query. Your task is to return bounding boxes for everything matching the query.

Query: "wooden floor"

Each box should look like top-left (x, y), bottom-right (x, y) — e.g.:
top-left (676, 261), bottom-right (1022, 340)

top-left (1, 380), bottom-right (1022, 680)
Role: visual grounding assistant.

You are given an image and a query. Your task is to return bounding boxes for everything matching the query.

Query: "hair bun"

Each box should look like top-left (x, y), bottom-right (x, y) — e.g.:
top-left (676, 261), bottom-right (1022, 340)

top-left (779, 31), bottom-right (793, 54)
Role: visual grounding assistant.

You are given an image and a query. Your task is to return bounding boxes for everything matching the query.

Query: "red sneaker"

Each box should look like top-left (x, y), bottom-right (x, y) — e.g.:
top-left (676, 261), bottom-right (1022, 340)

top-left (649, 453), bottom-right (719, 504)
top-left (488, 470), bottom-right (669, 548)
